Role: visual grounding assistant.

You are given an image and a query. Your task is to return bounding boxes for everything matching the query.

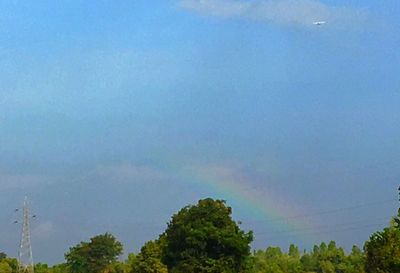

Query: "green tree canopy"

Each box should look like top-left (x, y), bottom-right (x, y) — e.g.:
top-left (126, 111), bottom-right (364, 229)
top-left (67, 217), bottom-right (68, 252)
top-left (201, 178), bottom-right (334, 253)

top-left (252, 246), bottom-right (302, 273)
top-left (162, 198), bottom-right (253, 273)
top-left (49, 263), bottom-right (68, 273)
top-left (34, 263), bottom-right (50, 273)
top-left (2, 257), bottom-right (18, 273)
top-left (346, 246), bottom-right (365, 273)
top-left (0, 261), bottom-right (12, 273)
top-left (131, 240), bottom-right (168, 273)
top-left (65, 233), bottom-right (123, 273)
top-left (364, 223), bottom-right (400, 273)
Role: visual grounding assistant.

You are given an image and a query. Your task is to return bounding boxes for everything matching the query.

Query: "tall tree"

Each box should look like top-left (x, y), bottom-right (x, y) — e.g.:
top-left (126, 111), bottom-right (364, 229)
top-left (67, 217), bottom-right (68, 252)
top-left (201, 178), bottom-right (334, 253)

top-left (364, 223), bottom-right (400, 273)
top-left (162, 198), bottom-right (253, 273)
top-left (65, 233), bottom-right (123, 273)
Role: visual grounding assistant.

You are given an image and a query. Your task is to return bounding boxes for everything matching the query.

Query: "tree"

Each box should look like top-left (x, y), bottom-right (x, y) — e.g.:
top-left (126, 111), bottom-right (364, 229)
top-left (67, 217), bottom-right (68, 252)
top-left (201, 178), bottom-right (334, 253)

top-left (108, 262), bottom-right (127, 273)
top-left (126, 253), bottom-right (137, 271)
top-left (162, 198), bottom-right (253, 273)
top-left (49, 263), bottom-right (68, 273)
top-left (259, 247), bottom-right (285, 273)
top-left (65, 233), bottom-right (123, 273)
top-left (0, 252), bottom-right (6, 261)
top-left (251, 245), bottom-right (304, 273)
top-left (131, 240), bottom-right (168, 273)
top-left (300, 252), bottom-right (318, 273)
top-left (346, 246), bottom-right (365, 273)
top-left (0, 261), bottom-right (12, 273)
top-left (364, 223), bottom-right (400, 273)
top-left (2, 257), bottom-right (18, 273)
top-left (288, 244), bottom-right (300, 259)
top-left (35, 263), bottom-right (50, 273)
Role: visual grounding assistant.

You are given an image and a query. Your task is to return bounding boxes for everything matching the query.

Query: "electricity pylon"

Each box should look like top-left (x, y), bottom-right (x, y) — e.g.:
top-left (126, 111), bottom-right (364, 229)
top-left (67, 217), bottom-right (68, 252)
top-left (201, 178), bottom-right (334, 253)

top-left (18, 197), bottom-right (34, 273)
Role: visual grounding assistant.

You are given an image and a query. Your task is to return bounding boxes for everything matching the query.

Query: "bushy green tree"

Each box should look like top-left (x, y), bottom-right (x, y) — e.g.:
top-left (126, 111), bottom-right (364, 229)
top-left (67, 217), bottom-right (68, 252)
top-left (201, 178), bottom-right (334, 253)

top-left (49, 263), bottom-right (68, 273)
top-left (364, 223), bottom-right (400, 273)
top-left (301, 251), bottom-right (318, 273)
top-left (345, 246), bottom-right (365, 273)
top-left (254, 247), bottom-right (284, 273)
top-left (109, 261), bottom-right (128, 273)
top-left (0, 261), bottom-right (12, 273)
top-left (162, 198), bottom-right (253, 273)
top-left (131, 240), bottom-right (167, 273)
top-left (252, 246), bottom-right (302, 273)
top-left (2, 257), bottom-right (18, 273)
top-left (252, 242), bottom-right (367, 273)
top-left (289, 244), bottom-right (301, 259)
top-left (65, 233), bottom-right (123, 273)
top-left (125, 253), bottom-right (137, 271)
top-left (35, 263), bottom-right (50, 273)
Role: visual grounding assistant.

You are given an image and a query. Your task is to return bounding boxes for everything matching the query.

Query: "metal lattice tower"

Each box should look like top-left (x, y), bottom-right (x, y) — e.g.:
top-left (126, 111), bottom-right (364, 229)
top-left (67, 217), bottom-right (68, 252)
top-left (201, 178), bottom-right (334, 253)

top-left (18, 197), bottom-right (34, 273)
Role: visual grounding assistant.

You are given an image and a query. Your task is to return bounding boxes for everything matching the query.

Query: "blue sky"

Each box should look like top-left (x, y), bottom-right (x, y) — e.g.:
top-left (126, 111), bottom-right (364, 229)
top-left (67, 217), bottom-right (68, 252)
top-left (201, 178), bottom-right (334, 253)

top-left (0, 0), bottom-right (399, 264)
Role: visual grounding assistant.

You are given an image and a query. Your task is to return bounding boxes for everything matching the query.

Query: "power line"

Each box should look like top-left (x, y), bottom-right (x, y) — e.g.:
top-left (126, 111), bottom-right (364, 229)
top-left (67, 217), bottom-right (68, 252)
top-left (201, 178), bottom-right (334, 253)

top-left (242, 199), bottom-right (397, 224)
top-left (256, 214), bottom-right (390, 235)
top-left (48, 198), bottom-right (397, 232)
top-left (259, 222), bottom-right (388, 240)
top-left (254, 216), bottom-right (391, 236)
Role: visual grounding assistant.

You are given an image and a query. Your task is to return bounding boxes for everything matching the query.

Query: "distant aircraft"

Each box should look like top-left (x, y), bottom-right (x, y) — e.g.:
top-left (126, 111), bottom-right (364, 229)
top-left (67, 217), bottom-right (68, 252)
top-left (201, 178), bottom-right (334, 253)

top-left (313, 21), bottom-right (326, 26)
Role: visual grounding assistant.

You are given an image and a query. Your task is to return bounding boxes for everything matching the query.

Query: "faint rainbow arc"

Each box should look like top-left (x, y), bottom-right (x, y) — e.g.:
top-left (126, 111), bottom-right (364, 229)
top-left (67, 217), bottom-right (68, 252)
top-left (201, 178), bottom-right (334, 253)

top-left (170, 163), bottom-right (318, 242)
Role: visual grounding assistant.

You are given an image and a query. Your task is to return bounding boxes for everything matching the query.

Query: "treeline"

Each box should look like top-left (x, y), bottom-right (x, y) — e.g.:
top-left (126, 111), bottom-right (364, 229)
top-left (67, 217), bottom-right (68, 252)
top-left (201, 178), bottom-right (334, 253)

top-left (1, 188), bottom-right (399, 273)
top-left (252, 242), bottom-right (365, 273)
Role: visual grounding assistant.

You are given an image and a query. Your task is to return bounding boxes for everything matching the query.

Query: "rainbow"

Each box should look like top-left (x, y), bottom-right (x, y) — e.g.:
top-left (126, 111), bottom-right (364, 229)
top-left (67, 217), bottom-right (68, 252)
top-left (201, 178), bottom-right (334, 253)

top-left (169, 163), bottom-right (318, 243)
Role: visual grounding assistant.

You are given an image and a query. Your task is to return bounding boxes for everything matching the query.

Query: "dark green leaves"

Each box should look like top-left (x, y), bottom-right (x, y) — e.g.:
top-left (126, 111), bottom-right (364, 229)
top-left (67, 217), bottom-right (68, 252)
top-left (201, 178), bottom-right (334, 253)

top-left (65, 233), bottom-right (123, 273)
top-left (162, 198), bottom-right (253, 273)
top-left (131, 240), bottom-right (168, 273)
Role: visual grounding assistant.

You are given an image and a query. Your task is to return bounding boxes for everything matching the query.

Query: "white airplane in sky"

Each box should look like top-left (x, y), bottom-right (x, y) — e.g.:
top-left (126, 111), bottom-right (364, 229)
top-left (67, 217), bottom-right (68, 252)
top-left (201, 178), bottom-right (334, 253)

top-left (313, 21), bottom-right (326, 26)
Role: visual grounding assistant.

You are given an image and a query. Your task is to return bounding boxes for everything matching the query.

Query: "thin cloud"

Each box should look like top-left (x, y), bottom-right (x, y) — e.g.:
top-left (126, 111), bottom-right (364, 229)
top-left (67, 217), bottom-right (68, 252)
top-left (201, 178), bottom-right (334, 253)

top-left (178, 0), bottom-right (368, 28)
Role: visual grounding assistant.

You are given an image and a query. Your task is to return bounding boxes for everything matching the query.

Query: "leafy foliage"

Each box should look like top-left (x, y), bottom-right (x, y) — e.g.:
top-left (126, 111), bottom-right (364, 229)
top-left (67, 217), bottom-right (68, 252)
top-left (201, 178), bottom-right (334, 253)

top-left (162, 198), bottom-right (253, 273)
top-left (252, 242), bottom-right (365, 273)
top-left (65, 233), bottom-right (123, 273)
top-left (49, 263), bottom-right (68, 273)
top-left (131, 240), bottom-right (168, 273)
top-left (364, 223), bottom-right (400, 273)
top-left (0, 257), bottom-right (18, 273)
top-left (5, 192), bottom-right (400, 273)
top-left (34, 263), bottom-right (51, 273)
top-left (0, 261), bottom-right (12, 273)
